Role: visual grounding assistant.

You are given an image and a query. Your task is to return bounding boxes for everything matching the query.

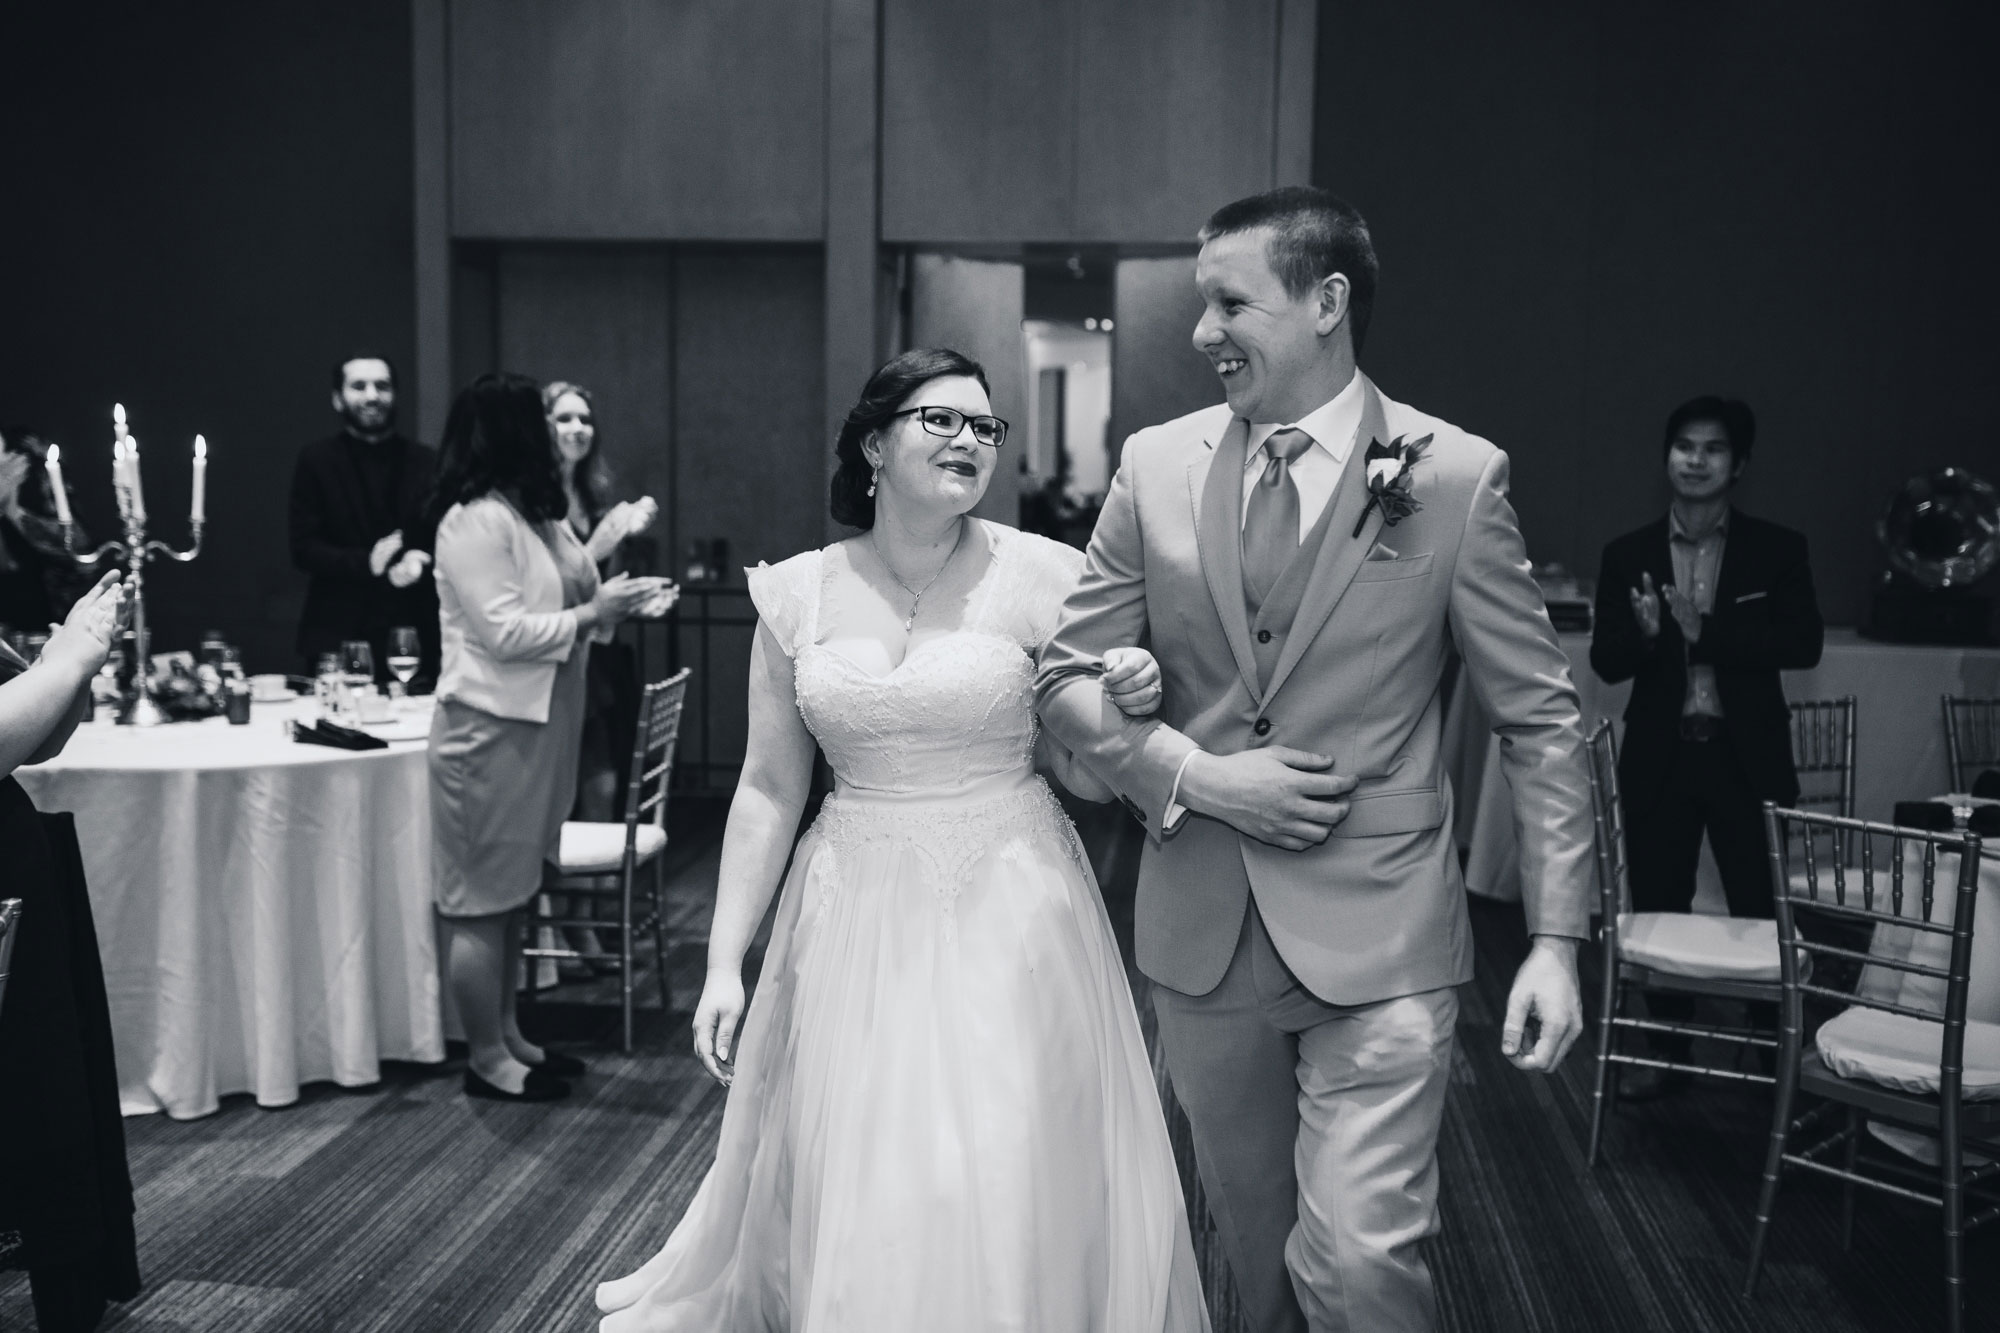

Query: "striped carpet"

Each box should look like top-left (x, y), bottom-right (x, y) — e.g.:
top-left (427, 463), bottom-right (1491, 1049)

top-left (2, 797), bottom-right (1991, 1331)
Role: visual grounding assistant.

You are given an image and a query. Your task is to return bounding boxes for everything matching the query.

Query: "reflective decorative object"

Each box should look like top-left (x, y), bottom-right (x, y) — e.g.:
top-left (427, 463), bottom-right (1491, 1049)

top-left (1877, 467), bottom-right (2000, 589)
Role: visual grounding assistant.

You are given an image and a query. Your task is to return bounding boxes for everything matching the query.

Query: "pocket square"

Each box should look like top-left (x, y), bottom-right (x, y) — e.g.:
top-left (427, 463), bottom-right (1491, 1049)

top-left (1734, 590), bottom-right (1768, 603)
top-left (1365, 541), bottom-right (1400, 562)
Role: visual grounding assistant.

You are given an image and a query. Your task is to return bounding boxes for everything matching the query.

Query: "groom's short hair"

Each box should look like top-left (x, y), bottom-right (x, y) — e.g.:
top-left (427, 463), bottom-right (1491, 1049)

top-left (1200, 187), bottom-right (1379, 354)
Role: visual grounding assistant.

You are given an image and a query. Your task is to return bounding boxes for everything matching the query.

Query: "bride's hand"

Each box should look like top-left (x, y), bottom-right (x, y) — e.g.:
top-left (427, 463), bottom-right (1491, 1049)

top-left (1101, 646), bottom-right (1163, 718)
top-left (692, 965), bottom-right (746, 1086)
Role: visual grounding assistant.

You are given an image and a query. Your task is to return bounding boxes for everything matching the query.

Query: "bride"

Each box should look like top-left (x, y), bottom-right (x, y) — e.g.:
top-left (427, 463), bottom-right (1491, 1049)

top-left (597, 349), bottom-right (1210, 1331)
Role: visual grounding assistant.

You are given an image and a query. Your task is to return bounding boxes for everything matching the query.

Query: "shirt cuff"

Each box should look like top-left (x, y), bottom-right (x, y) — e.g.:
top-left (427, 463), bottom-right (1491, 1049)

top-left (1162, 748), bottom-right (1202, 833)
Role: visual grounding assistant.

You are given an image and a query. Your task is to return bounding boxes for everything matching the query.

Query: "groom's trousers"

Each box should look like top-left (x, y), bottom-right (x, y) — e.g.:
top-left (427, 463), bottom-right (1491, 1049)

top-left (1152, 903), bottom-right (1458, 1333)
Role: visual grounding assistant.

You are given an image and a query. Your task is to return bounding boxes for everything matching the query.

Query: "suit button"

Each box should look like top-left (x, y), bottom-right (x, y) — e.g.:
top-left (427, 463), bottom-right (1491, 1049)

top-left (1257, 630), bottom-right (1272, 644)
top-left (1254, 718), bottom-right (1272, 736)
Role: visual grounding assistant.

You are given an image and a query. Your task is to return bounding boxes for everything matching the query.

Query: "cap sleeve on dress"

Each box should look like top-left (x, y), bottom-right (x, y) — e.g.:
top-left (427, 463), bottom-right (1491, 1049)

top-left (1005, 530), bottom-right (1087, 649)
top-left (744, 550), bottom-right (822, 658)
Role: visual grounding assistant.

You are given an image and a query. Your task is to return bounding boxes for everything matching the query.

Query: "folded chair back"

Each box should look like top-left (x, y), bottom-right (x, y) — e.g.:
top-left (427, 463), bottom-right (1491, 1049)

top-left (1942, 696), bottom-right (2000, 794)
top-left (1763, 806), bottom-right (1984, 1077)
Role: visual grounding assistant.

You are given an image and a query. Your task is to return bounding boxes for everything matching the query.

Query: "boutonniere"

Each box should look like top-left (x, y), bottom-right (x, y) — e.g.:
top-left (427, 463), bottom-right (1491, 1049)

top-left (1354, 433), bottom-right (1432, 538)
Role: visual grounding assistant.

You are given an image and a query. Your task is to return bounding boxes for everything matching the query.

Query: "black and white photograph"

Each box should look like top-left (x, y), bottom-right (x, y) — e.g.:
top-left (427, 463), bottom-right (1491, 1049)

top-left (1, 2), bottom-right (1996, 1330)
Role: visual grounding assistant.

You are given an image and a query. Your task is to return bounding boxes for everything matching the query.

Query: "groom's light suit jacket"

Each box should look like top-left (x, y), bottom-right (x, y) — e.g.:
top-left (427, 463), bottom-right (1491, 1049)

top-left (1037, 375), bottom-right (1594, 1005)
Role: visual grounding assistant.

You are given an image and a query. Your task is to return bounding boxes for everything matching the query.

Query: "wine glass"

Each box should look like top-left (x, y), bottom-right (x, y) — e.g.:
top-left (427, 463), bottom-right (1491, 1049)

top-left (340, 638), bottom-right (376, 697)
top-left (387, 626), bottom-right (421, 703)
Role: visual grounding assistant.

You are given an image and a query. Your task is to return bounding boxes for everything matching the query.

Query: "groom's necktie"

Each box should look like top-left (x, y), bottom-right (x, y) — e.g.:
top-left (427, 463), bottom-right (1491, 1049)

top-left (1242, 427), bottom-right (1315, 606)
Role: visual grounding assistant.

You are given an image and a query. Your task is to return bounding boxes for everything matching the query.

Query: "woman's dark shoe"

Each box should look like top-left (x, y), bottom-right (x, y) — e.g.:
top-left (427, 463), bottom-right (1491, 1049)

top-left (531, 1049), bottom-right (587, 1079)
top-left (464, 1065), bottom-right (570, 1102)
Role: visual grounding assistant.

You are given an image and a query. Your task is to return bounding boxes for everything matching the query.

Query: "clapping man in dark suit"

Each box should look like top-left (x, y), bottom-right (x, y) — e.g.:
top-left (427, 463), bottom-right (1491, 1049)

top-left (1590, 396), bottom-right (1824, 1097)
top-left (289, 354), bottom-right (440, 682)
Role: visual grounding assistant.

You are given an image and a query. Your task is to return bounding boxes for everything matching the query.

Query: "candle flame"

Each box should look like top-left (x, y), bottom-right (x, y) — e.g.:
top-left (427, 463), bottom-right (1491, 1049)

top-left (46, 444), bottom-right (60, 464)
top-left (113, 403), bottom-right (126, 425)
top-left (194, 435), bottom-right (207, 458)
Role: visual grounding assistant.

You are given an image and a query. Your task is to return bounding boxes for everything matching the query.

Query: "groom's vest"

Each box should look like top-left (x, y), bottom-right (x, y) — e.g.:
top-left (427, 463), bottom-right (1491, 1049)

top-left (1242, 485), bottom-right (1343, 693)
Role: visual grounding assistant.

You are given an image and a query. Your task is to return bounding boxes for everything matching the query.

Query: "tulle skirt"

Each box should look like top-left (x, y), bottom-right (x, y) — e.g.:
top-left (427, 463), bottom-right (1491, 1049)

top-left (596, 768), bottom-right (1209, 1332)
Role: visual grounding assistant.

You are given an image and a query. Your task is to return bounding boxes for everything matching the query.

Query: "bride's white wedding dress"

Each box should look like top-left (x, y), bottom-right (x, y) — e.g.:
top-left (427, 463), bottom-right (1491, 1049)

top-left (597, 523), bottom-right (1208, 1332)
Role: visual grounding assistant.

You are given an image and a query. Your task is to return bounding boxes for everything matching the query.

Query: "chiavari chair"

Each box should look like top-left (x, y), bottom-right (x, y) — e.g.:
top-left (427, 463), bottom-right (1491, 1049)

top-left (528, 668), bottom-right (691, 1052)
top-left (1584, 721), bottom-right (1787, 1164)
top-left (1744, 807), bottom-right (1997, 1332)
top-left (1942, 696), bottom-right (2000, 794)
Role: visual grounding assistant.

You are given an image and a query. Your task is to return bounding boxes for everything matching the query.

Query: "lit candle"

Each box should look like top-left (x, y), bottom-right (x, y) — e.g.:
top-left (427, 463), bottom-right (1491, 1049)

top-left (45, 445), bottom-right (74, 525)
top-left (127, 434), bottom-right (148, 522)
top-left (190, 435), bottom-right (207, 523)
top-left (110, 440), bottom-right (131, 521)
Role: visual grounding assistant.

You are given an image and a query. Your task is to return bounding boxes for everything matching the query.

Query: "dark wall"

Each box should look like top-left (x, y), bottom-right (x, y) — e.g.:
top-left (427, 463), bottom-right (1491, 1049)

top-left (1315, 0), bottom-right (1999, 626)
top-left (1, 2), bottom-right (415, 671)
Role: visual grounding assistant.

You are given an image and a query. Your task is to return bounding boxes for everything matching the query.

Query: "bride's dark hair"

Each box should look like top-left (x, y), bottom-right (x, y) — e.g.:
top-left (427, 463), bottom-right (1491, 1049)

top-left (829, 348), bottom-right (989, 531)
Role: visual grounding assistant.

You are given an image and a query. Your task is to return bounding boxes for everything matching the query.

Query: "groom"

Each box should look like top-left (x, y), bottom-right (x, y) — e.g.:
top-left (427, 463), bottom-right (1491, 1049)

top-left (1037, 187), bottom-right (1594, 1332)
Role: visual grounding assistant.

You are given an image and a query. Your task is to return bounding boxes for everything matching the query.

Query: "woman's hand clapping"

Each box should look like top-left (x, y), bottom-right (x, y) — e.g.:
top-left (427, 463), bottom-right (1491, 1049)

top-left (42, 570), bottom-right (126, 679)
top-left (585, 496), bottom-right (659, 564)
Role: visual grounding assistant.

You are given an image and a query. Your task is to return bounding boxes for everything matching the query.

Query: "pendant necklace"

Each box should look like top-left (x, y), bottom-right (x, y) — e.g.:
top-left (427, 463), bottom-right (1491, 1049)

top-left (873, 519), bottom-right (965, 632)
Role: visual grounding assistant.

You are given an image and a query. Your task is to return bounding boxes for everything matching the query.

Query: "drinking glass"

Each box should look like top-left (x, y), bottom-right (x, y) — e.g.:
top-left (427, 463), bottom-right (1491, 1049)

top-left (340, 639), bottom-right (376, 694)
top-left (386, 626), bottom-right (420, 702)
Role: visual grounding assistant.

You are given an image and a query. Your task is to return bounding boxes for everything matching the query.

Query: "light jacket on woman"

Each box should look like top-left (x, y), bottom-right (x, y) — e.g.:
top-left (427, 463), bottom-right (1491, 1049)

top-left (433, 495), bottom-right (602, 723)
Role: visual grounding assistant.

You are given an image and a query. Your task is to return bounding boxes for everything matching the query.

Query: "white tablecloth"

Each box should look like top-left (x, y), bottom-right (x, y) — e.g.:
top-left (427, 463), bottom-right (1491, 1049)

top-left (16, 700), bottom-right (442, 1119)
top-left (1449, 630), bottom-right (2000, 908)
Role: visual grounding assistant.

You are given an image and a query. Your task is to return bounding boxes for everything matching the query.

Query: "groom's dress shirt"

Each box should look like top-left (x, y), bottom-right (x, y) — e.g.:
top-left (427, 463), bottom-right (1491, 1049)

top-left (1239, 372), bottom-right (1367, 539)
top-left (1164, 375), bottom-right (1369, 826)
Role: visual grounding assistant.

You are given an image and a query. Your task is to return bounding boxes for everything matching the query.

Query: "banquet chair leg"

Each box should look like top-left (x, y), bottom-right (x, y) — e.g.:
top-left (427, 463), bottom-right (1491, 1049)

top-left (1942, 1127), bottom-right (1965, 1333)
top-left (651, 856), bottom-right (673, 1017)
top-left (620, 866), bottom-right (636, 1055)
top-left (1742, 1028), bottom-right (1798, 1298)
top-left (1839, 1106), bottom-right (1860, 1251)
top-left (1587, 976), bottom-right (1621, 1167)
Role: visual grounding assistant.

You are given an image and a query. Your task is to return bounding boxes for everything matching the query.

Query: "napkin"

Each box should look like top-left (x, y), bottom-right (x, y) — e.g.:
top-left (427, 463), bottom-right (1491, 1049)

top-left (290, 719), bottom-right (389, 751)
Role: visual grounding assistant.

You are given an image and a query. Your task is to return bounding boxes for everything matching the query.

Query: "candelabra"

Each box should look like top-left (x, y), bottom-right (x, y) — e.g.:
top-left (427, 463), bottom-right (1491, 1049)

top-left (63, 514), bottom-right (203, 726)
top-left (48, 405), bottom-right (209, 726)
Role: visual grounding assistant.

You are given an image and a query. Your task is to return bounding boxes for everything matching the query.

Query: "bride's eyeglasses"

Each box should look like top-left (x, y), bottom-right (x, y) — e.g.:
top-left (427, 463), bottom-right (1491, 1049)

top-left (888, 406), bottom-right (1009, 449)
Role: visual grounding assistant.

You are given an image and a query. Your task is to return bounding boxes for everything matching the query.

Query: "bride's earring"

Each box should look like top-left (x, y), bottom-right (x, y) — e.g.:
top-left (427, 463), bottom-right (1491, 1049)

top-left (867, 464), bottom-right (878, 498)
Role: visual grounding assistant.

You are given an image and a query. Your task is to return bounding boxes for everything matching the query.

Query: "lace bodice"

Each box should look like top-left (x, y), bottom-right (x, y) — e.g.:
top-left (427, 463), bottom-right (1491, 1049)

top-left (746, 523), bottom-right (1084, 795)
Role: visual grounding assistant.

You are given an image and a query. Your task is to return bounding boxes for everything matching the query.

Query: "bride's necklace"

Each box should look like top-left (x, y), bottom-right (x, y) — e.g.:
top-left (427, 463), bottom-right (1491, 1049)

top-left (872, 519), bottom-right (966, 632)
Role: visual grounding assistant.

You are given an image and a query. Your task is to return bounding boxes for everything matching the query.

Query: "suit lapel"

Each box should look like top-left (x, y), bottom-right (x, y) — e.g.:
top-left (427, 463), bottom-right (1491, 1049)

top-left (1190, 417), bottom-right (1262, 703)
top-left (1260, 374), bottom-right (1388, 705)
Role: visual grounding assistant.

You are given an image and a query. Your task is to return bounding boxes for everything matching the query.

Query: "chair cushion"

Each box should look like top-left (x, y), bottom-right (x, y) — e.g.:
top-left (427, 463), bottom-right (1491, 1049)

top-left (1839, 841), bottom-right (2000, 1022)
top-left (1617, 912), bottom-right (1784, 982)
top-left (556, 821), bottom-right (667, 874)
top-left (1814, 1006), bottom-right (2000, 1101)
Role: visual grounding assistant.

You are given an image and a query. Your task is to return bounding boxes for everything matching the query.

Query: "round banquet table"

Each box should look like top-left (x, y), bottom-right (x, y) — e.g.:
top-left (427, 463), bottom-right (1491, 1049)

top-left (1447, 629), bottom-right (2000, 911)
top-left (15, 698), bottom-right (443, 1119)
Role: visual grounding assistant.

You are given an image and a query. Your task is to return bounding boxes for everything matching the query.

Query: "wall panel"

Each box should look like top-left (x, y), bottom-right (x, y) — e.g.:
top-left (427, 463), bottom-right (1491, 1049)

top-left (449, 0), bottom-right (824, 240)
top-left (881, 0), bottom-right (1076, 242)
top-left (1074, 0), bottom-right (1280, 242)
top-left (1111, 256), bottom-right (1217, 452)
top-left (492, 248), bottom-right (677, 530)
top-left (907, 255), bottom-right (1028, 527)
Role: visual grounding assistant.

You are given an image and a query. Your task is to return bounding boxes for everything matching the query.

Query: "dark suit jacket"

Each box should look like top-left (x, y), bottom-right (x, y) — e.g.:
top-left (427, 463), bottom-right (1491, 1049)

top-left (288, 431), bottom-right (440, 675)
top-left (1590, 509), bottom-right (1824, 804)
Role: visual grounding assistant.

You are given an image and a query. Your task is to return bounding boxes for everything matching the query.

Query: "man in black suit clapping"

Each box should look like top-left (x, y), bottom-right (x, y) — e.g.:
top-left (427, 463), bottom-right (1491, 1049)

top-left (1590, 396), bottom-right (1824, 1096)
top-left (289, 354), bottom-right (439, 683)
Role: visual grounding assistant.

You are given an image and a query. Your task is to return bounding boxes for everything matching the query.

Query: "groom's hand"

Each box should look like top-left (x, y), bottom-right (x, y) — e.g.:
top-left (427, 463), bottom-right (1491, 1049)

top-left (1178, 748), bottom-right (1357, 850)
top-left (1502, 935), bottom-right (1584, 1072)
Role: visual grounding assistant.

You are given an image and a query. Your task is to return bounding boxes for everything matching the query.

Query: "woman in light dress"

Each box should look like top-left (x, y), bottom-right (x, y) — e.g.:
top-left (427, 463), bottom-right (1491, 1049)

top-left (428, 373), bottom-right (671, 1102)
top-left (596, 349), bottom-right (1210, 1330)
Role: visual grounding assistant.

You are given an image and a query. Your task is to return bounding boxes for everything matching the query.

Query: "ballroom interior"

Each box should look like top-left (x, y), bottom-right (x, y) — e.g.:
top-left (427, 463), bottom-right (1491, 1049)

top-left (3, 2), bottom-right (1998, 1331)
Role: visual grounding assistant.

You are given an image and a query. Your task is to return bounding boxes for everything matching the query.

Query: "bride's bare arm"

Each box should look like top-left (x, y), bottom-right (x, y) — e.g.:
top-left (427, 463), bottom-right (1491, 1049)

top-left (693, 622), bottom-right (818, 1083)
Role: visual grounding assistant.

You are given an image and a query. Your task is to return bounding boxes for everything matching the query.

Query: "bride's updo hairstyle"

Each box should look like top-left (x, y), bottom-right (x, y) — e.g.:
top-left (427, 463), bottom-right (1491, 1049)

top-left (829, 347), bottom-right (989, 531)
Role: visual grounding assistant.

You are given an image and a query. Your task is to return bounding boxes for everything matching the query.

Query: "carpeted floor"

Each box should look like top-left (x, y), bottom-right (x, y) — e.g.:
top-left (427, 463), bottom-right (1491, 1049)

top-left (2, 797), bottom-right (1992, 1332)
